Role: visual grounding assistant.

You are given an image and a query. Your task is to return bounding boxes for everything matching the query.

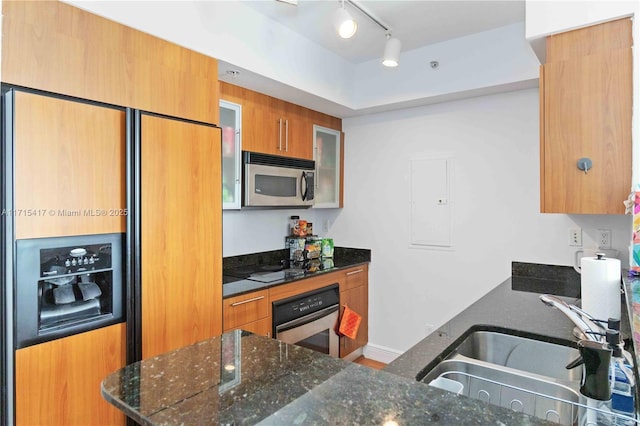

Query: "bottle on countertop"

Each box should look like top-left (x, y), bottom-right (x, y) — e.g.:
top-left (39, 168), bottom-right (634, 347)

top-left (606, 330), bottom-right (636, 425)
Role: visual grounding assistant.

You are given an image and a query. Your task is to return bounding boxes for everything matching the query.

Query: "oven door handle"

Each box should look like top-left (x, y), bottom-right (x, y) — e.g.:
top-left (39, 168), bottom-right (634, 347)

top-left (275, 305), bottom-right (339, 334)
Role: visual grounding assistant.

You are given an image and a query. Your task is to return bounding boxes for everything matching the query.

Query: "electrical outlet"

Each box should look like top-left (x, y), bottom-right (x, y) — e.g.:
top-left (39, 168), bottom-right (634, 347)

top-left (425, 324), bottom-right (434, 336)
top-left (597, 229), bottom-right (612, 249)
top-left (569, 228), bottom-right (582, 246)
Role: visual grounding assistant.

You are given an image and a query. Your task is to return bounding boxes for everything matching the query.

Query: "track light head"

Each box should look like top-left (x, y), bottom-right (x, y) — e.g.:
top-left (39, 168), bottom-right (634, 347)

top-left (334, 2), bottom-right (357, 39)
top-left (382, 34), bottom-right (401, 67)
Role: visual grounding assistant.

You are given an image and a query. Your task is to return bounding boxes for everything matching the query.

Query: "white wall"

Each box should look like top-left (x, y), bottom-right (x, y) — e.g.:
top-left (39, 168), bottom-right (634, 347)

top-left (333, 88), bottom-right (631, 353)
top-left (222, 208), bottom-right (342, 257)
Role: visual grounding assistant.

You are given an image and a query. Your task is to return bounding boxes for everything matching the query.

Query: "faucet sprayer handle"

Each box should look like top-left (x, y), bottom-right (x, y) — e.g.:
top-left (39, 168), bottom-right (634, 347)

top-left (577, 340), bottom-right (613, 401)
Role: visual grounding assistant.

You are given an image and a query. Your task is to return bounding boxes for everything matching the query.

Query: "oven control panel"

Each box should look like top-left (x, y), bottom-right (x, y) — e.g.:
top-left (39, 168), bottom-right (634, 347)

top-left (272, 284), bottom-right (340, 325)
top-left (294, 294), bottom-right (325, 314)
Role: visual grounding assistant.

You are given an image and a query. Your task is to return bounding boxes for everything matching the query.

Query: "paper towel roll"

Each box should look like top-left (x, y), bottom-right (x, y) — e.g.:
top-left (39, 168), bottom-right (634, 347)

top-left (581, 255), bottom-right (621, 321)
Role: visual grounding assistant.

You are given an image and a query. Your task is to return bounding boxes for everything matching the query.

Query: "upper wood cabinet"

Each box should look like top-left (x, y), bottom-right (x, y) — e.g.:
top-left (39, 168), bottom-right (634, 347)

top-left (2, 0), bottom-right (218, 124)
top-left (540, 18), bottom-right (632, 214)
top-left (12, 90), bottom-right (126, 239)
top-left (219, 82), bottom-right (341, 160)
top-left (141, 114), bottom-right (222, 359)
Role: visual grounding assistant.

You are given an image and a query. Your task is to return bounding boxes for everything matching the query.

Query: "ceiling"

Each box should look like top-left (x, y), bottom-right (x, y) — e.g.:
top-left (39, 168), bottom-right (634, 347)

top-left (243, 0), bottom-right (526, 64)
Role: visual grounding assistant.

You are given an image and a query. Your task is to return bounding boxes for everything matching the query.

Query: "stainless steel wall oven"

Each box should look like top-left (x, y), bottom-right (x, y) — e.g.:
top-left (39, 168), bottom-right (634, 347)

top-left (15, 233), bottom-right (124, 348)
top-left (272, 284), bottom-right (340, 357)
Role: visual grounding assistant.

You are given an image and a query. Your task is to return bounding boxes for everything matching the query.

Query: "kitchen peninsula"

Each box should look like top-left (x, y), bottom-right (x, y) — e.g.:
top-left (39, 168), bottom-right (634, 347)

top-left (102, 262), bottom-right (633, 425)
top-left (101, 331), bottom-right (551, 425)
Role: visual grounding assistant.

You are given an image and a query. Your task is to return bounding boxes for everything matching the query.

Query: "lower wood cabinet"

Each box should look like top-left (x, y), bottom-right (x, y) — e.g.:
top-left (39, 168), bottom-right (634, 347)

top-left (339, 265), bottom-right (369, 358)
top-left (223, 289), bottom-right (271, 337)
top-left (15, 323), bottom-right (126, 426)
top-left (223, 264), bottom-right (369, 359)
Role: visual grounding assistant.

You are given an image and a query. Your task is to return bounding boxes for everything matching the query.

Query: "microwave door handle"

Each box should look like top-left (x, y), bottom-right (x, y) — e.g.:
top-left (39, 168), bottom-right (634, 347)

top-left (301, 171), bottom-right (309, 201)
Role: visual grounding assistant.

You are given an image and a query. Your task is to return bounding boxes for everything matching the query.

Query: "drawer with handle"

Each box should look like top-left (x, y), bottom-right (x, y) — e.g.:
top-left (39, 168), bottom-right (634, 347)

top-left (223, 289), bottom-right (269, 331)
top-left (343, 265), bottom-right (367, 291)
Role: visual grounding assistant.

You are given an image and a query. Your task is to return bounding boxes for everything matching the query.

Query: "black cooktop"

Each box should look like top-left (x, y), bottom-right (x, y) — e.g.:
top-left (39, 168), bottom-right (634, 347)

top-left (223, 263), bottom-right (306, 285)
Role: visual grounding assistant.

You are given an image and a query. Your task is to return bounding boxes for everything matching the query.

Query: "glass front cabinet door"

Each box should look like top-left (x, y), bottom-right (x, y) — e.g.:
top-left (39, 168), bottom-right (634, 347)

top-left (313, 125), bottom-right (342, 208)
top-left (220, 100), bottom-right (242, 210)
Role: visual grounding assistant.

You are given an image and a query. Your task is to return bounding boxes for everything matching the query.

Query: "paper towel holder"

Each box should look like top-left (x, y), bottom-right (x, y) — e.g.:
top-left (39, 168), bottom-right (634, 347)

top-left (577, 157), bottom-right (592, 174)
top-left (574, 249), bottom-right (620, 273)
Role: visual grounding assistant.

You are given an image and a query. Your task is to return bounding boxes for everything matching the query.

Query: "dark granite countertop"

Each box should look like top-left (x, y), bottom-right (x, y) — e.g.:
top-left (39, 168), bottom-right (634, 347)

top-left (222, 247), bottom-right (371, 298)
top-left (101, 262), bottom-right (639, 425)
top-left (102, 330), bottom-right (551, 425)
top-left (386, 263), bottom-right (633, 381)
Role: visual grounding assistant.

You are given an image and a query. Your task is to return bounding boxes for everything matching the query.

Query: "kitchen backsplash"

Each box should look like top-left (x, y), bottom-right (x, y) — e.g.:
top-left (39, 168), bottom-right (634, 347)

top-left (222, 247), bottom-right (371, 271)
top-left (511, 262), bottom-right (580, 298)
top-left (222, 208), bottom-right (342, 257)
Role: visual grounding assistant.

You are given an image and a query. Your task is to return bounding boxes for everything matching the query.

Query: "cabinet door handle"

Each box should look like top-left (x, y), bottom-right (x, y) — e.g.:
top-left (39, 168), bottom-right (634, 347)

top-left (230, 295), bottom-right (265, 307)
top-left (346, 269), bottom-right (364, 276)
top-left (285, 119), bottom-right (289, 152)
top-left (278, 118), bottom-right (282, 151)
top-left (315, 145), bottom-right (320, 189)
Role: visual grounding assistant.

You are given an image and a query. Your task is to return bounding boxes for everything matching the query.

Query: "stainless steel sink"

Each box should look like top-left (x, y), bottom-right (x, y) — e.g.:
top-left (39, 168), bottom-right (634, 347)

top-left (420, 328), bottom-right (584, 425)
top-left (452, 330), bottom-right (582, 382)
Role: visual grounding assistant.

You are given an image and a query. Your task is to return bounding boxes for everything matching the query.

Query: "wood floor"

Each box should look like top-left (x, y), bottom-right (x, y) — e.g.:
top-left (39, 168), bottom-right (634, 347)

top-left (353, 356), bottom-right (386, 370)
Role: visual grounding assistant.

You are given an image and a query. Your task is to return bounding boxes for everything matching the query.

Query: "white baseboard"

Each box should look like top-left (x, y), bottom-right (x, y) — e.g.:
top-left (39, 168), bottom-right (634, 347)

top-left (363, 343), bottom-right (403, 364)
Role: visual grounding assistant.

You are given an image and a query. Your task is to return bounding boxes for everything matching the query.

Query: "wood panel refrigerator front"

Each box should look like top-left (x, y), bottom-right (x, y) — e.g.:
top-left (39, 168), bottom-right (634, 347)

top-left (15, 324), bottom-right (126, 426)
top-left (12, 90), bottom-right (127, 426)
top-left (14, 91), bottom-right (126, 238)
top-left (141, 115), bottom-right (222, 359)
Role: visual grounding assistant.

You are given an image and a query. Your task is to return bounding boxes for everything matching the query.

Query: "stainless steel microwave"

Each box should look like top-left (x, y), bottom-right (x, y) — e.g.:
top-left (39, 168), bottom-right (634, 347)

top-left (243, 151), bottom-right (315, 208)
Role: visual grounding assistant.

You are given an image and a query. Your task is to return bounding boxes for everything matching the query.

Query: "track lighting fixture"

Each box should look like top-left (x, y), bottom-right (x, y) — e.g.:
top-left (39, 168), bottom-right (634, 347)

top-left (382, 34), bottom-right (401, 67)
top-left (334, 0), bottom-right (402, 67)
top-left (334, 0), bottom-right (357, 39)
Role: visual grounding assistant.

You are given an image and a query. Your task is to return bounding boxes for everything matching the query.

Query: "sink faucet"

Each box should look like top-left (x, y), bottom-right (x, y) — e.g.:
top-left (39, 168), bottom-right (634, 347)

top-left (539, 294), bottom-right (607, 342)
